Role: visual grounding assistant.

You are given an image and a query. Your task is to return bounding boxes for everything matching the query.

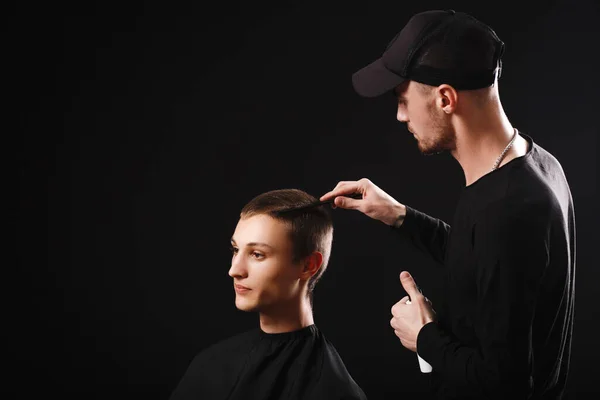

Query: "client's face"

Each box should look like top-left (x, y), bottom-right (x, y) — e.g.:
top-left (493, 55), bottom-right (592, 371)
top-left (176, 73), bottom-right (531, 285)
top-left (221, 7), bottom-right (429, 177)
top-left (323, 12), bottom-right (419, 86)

top-left (229, 214), bottom-right (303, 313)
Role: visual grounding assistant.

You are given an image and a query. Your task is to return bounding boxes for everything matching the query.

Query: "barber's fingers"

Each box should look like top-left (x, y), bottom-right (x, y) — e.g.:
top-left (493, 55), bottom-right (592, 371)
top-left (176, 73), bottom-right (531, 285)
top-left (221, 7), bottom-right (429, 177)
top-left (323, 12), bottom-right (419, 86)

top-left (391, 296), bottom-right (410, 316)
top-left (320, 178), bottom-right (376, 204)
top-left (320, 181), bottom-right (360, 202)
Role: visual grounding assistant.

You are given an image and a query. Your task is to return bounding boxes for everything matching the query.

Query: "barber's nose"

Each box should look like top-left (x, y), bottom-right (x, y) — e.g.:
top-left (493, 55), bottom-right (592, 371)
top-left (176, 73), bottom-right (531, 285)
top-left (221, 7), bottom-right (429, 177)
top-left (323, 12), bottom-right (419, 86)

top-left (397, 106), bottom-right (408, 123)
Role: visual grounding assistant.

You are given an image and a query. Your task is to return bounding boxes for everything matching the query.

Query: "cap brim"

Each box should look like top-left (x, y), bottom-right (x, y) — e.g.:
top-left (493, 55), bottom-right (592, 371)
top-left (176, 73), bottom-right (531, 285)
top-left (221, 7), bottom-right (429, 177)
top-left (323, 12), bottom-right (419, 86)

top-left (352, 58), bottom-right (406, 98)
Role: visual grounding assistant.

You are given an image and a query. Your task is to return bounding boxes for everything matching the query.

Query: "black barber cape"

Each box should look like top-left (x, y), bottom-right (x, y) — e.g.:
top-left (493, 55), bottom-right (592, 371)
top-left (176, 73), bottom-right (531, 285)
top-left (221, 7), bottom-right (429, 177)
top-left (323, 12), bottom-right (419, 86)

top-left (169, 324), bottom-right (367, 400)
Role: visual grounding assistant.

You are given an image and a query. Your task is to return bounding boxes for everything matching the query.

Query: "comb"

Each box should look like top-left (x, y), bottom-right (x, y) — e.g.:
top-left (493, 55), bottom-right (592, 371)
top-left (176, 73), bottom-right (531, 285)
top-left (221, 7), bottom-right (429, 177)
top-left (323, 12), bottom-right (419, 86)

top-left (276, 192), bottom-right (363, 214)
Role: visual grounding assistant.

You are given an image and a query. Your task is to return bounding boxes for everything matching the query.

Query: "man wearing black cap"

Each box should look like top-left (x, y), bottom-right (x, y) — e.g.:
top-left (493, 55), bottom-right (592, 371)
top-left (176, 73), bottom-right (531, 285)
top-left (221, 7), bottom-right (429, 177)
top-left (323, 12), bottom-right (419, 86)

top-left (320, 9), bottom-right (575, 400)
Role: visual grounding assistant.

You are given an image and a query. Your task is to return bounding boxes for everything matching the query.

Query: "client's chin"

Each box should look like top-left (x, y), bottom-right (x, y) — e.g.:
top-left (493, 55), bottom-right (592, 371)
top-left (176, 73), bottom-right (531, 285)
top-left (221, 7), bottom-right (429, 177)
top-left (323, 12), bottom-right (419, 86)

top-left (235, 296), bottom-right (259, 312)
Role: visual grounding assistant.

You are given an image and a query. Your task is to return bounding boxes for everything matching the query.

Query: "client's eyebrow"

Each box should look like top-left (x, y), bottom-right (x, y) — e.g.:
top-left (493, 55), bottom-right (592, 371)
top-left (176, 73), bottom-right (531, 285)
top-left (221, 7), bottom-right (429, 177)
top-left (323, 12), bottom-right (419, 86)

top-left (230, 238), bottom-right (274, 249)
top-left (247, 242), bottom-right (274, 249)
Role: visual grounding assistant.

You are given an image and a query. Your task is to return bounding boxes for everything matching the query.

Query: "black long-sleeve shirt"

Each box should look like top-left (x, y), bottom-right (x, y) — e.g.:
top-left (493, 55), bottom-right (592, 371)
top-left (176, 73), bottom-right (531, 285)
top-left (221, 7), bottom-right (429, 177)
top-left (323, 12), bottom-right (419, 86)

top-left (396, 133), bottom-right (575, 399)
top-left (168, 324), bottom-right (367, 400)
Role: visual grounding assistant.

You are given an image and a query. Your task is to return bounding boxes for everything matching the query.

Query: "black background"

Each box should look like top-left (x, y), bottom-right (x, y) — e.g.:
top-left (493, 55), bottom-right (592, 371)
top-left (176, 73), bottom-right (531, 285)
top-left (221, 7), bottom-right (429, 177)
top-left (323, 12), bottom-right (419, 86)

top-left (15, 0), bottom-right (598, 399)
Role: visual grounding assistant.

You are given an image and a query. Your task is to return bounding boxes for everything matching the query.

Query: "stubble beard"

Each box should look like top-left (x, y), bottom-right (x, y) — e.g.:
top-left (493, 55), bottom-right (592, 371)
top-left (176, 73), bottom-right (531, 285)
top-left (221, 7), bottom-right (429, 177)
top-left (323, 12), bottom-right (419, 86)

top-left (417, 111), bottom-right (456, 156)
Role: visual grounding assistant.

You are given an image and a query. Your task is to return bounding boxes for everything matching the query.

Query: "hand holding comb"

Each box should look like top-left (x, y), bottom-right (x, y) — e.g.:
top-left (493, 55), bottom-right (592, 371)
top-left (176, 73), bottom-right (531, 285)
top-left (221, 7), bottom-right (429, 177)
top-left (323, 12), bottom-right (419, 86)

top-left (277, 192), bottom-right (363, 214)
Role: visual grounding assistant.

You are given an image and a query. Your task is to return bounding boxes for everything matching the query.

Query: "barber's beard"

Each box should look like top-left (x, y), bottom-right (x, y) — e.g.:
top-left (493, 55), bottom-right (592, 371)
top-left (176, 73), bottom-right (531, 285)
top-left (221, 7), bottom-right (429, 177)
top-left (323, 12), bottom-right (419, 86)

top-left (417, 111), bottom-right (456, 156)
top-left (418, 128), bottom-right (455, 155)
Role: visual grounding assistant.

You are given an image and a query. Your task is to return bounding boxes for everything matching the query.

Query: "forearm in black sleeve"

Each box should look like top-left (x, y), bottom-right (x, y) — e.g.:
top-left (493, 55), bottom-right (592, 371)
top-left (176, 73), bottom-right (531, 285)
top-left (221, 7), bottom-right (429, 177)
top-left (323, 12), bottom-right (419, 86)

top-left (393, 205), bottom-right (451, 265)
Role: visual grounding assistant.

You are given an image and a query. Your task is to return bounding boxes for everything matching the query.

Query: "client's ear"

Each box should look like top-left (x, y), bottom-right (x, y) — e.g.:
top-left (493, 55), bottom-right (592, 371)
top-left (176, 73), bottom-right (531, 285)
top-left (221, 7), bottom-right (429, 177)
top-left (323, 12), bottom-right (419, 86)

top-left (300, 252), bottom-right (323, 280)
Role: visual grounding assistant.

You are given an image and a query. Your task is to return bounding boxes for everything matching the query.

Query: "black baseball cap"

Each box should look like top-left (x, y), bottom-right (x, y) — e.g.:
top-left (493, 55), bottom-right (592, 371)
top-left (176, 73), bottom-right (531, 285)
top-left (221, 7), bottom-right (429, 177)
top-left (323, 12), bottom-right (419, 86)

top-left (352, 10), bottom-right (505, 97)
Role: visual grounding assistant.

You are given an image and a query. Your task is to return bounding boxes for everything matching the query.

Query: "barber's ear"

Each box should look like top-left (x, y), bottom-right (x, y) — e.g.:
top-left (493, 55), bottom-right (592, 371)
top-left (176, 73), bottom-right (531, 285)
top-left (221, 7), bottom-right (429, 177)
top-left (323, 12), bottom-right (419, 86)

top-left (300, 252), bottom-right (323, 279)
top-left (437, 84), bottom-right (457, 114)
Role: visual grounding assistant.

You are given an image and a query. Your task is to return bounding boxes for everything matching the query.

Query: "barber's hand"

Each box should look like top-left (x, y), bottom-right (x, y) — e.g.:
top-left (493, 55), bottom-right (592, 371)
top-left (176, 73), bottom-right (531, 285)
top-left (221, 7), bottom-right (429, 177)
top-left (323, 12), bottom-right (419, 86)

top-left (320, 178), bottom-right (406, 226)
top-left (390, 271), bottom-right (436, 352)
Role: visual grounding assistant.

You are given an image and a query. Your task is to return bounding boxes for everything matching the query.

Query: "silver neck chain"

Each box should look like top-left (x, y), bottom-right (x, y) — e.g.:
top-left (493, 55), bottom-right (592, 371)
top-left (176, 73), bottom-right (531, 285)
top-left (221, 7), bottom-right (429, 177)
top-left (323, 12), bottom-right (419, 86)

top-left (492, 128), bottom-right (518, 172)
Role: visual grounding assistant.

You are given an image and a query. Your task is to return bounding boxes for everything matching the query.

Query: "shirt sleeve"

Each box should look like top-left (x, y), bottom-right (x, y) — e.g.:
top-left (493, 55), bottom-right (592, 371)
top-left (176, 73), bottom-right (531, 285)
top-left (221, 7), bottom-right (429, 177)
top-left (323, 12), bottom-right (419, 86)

top-left (393, 205), bottom-right (451, 265)
top-left (416, 202), bottom-right (549, 399)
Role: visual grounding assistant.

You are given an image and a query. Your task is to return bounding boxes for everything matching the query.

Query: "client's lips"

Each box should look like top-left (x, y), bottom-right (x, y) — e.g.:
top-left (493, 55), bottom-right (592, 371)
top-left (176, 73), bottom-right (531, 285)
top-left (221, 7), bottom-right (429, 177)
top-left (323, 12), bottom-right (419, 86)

top-left (234, 283), bottom-right (251, 293)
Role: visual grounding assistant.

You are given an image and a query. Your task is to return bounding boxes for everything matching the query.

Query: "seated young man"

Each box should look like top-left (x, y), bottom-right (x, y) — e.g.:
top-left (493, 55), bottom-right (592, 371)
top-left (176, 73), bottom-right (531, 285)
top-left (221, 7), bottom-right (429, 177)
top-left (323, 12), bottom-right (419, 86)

top-left (169, 189), bottom-right (367, 400)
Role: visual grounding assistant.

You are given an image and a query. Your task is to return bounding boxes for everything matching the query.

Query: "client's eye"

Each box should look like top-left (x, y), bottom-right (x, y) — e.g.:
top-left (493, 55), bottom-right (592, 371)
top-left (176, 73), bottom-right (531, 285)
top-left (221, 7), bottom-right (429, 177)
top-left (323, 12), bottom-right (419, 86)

top-left (252, 251), bottom-right (265, 260)
top-left (229, 246), bottom-right (238, 255)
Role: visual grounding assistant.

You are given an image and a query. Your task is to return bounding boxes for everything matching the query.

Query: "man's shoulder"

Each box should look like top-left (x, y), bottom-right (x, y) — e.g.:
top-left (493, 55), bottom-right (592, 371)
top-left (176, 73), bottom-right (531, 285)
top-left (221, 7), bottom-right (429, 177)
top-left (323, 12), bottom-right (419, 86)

top-left (192, 328), bottom-right (259, 364)
top-left (313, 335), bottom-right (368, 399)
top-left (507, 139), bottom-right (572, 209)
top-left (169, 329), bottom-right (259, 399)
top-left (482, 147), bottom-right (569, 226)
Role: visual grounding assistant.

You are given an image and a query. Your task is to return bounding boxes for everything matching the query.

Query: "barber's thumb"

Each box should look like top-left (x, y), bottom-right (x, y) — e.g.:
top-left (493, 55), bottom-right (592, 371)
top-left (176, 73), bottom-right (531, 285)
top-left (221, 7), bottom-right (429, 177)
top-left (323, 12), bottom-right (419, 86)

top-left (400, 271), bottom-right (420, 299)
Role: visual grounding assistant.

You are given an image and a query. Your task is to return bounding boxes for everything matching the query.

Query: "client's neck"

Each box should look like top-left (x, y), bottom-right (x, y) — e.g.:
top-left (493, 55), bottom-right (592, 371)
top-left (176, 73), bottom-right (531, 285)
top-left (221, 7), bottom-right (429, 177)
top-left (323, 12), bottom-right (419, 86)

top-left (259, 295), bottom-right (314, 334)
